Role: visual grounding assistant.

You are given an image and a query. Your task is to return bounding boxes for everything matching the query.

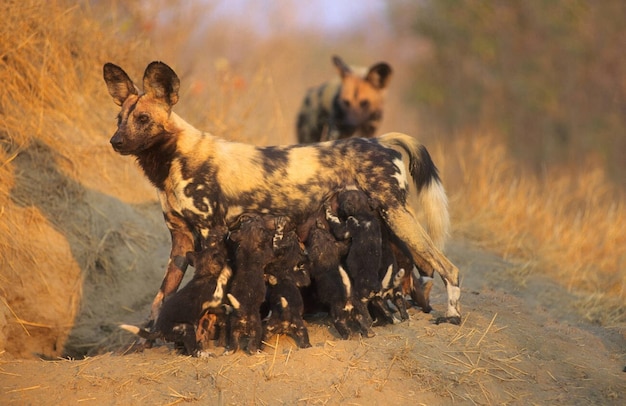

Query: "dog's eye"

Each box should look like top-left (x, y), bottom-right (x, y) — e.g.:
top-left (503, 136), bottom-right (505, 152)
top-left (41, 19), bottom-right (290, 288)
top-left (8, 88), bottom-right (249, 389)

top-left (342, 99), bottom-right (351, 108)
top-left (360, 100), bottom-right (370, 109)
top-left (136, 113), bottom-right (150, 125)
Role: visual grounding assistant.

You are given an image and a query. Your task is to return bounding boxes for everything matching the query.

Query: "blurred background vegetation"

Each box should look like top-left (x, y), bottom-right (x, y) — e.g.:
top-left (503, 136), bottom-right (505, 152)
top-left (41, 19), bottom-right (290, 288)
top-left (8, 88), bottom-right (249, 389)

top-left (407, 0), bottom-right (626, 187)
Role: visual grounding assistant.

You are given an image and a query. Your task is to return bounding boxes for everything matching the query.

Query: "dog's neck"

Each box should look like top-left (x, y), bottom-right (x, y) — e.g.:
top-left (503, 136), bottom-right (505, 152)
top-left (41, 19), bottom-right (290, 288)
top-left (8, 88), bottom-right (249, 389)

top-left (135, 112), bottom-right (210, 190)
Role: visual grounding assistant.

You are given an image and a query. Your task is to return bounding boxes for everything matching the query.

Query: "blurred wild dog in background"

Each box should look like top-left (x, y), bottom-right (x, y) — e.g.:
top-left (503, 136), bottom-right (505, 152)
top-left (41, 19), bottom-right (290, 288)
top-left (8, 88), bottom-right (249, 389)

top-left (297, 55), bottom-right (392, 143)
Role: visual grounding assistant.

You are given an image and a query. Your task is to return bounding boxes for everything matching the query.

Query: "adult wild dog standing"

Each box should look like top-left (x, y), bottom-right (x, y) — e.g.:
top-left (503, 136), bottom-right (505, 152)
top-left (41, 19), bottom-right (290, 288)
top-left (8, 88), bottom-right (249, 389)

top-left (102, 61), bottom-right (462, 326)
top-left (297, 55), bottom-right (392, 143)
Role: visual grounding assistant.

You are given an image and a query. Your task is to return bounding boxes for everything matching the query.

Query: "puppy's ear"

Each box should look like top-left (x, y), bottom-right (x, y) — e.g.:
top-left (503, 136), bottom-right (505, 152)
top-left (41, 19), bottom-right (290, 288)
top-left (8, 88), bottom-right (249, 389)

top-left (186, 251), bottom-right (197, 268)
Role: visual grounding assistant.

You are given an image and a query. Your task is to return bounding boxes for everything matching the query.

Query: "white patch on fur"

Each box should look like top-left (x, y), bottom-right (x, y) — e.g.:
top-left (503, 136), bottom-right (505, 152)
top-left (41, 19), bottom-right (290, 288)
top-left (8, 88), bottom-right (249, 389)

top-left (176, 177), bottom-right (213, 217)
top-left (119, 324), bottom-right (140, 335)
top-left (347, 216), bottom-right (359, 227)
top-left (204, 266), bottom-right (232, 308)
top-left (280, 297), bottom-right (288, 308)
top-left (393, 268), bottom-right (405, 288)
top-left (325, 206), bottom-right (341, 225)
top-left (445, 284), bottom-right (462, 319)
top-left (227, 293), bottom-right (240, 310)
top-left (381, 264), bottom-right (393, 289)
top-left (391, 158), bottom-right (408, 190)
top-left (338, 265), bottom-right (352, 297)
top-left (419, 180), bottom-right (450, 250)
top-left (197, 350), bottom-right (216, 358)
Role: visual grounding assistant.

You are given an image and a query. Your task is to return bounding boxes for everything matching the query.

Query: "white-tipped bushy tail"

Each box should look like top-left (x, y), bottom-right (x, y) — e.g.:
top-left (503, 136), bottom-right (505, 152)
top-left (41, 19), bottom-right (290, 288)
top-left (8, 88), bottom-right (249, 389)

top-left (419, 177), bottom-right (450, 250)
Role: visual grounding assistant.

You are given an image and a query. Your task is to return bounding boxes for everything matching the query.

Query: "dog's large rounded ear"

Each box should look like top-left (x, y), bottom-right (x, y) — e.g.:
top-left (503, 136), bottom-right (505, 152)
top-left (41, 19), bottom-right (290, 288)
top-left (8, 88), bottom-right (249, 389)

top-left (142, 61), bottom-right (180, 106)
top-left (103, 63), bottom-right (138, 106)
top-left (186, 251), bottom-right (197, 268)
top-left (365, 62), bottom-right (392, 89)
top-left (332, 55), bottom-right (352, 78)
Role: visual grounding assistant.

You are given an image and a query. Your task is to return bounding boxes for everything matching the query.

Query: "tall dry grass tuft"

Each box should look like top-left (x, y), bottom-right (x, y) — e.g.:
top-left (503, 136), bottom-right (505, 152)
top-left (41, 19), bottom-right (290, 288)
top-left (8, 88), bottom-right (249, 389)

top-left (0, 1), bottom-right (168, 358)
top-left (438, 135), bottom-right (626, 325)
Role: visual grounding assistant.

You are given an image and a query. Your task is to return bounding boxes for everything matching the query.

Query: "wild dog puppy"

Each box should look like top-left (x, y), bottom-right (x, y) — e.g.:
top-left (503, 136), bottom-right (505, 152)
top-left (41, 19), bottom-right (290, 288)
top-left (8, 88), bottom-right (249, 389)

top-left (103, 61), bottom-right (462, 329)
top-left (263, 216), bottom-right (312, 348)
top-left (324, 189), bottom-right (381, 327)
top-left (226, 214), bottom-right (271, 354)
top-left (304, 211), bottom-right (374, 339)
top-left (120, 226), bottom-right (231, 356)
top-left (297, 55), bottom-right (392, 143)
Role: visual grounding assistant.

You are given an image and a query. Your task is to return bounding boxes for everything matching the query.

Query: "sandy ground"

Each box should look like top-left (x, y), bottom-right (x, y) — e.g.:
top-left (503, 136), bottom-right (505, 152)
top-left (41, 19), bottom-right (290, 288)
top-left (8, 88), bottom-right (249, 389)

top-left (1, 239), bottom-right (624, 405)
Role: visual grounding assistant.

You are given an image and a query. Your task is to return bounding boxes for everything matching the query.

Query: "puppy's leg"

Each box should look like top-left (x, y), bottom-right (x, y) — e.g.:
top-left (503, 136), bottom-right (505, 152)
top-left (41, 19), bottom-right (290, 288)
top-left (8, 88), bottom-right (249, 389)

top-left (369, 296), bottom-right (397, 325)
top-left (329, 304), bottom-right (351, 340)
top-left (292, 318), bottom-right (312, 348)
top-left (353, 300), bottom-right (375, 338)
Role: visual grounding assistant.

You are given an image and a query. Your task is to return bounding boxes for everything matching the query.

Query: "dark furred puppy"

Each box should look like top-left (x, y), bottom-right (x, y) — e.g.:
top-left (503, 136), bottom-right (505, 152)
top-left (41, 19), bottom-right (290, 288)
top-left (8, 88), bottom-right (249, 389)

top-left (227, 215), bottom-right (272, 354)
top-left (297, 55), bottom-right (392, 143)
top-left (328, 190), bottom-right (411, 325)
top-left (328, 189), bottom-right (406, 326)
top-left (305, 213), bottom-right (374, 339)
top-left (263, 216), bottom-right (312, 348)
top-left (326, 189), bottom-right (383, 302)
top-left (120, 226), bottom-right (231, 356)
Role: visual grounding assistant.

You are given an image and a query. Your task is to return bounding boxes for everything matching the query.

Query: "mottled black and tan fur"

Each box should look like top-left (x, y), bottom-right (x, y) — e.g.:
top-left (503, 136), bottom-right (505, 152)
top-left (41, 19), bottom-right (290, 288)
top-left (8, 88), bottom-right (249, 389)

top-left (102, 61), bottom-right (461, 329)
top-left (297, 55), bottom-right (392, 143)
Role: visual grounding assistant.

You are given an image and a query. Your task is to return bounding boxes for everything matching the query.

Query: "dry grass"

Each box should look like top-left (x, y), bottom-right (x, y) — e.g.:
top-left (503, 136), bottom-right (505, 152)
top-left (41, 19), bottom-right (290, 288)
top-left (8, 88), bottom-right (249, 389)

top-left (0, 1), bottom-right (164, 358)
top-left (436, 135), bottom-right (626, 325)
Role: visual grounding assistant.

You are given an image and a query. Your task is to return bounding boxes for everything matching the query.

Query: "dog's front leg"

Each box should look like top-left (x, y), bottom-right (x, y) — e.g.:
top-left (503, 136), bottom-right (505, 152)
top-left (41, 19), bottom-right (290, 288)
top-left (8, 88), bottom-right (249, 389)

top-left (149, 222), bottom-right (195, 325)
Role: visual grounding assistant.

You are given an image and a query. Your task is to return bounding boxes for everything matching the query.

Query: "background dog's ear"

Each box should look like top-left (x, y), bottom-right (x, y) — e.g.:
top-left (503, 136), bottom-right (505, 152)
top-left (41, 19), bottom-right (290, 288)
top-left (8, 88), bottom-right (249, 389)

top-left (365, 62), bottom-right (392, 89)
top-left (103, 63), bottom-right (138, 106)
top-left (142, 61), bottom-right (180, 106)
top-left (332, 55), bottom-right (352, 79)
top-left (185, 251), bottom-right (197, 268)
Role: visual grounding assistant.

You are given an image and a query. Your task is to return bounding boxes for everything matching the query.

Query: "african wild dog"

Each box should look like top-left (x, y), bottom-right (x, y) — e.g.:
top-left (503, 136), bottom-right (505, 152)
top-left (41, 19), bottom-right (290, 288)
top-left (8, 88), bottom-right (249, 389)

top-left (119, 226), bottom-right (231, 356)
top-left (226, 214), bottom-right (271, 354)
top-left (263, 216), bottom-right (312, 348)
top-left (297, 55), bottom-right (392, 144)
top-left (326, 189), bottom-right (412, 325)
top-left (102, 61), bottom-right (462, 331)
top-left (304, 212), bottom-right (374, 339)
top-left (324, 189), bottom-right (383, 324)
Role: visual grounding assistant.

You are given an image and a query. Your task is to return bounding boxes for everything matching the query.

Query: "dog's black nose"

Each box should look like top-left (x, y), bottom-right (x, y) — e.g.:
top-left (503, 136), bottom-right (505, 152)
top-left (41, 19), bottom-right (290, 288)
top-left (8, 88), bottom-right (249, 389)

top-left (110, 133), bottom-right (124, 150)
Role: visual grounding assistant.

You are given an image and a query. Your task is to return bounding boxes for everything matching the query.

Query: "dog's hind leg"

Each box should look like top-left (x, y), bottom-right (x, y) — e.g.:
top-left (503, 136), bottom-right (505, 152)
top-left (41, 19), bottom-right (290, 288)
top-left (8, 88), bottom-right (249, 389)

top-left (382, 207), bottom-right (461, 324)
